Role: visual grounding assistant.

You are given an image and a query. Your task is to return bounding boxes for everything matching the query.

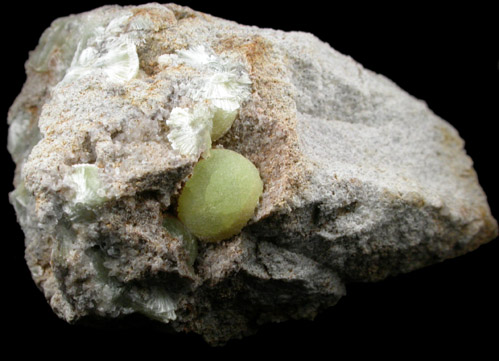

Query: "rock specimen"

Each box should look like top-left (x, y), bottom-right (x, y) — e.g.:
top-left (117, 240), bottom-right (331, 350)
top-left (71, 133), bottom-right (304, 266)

top-left (7, 3), bottom-right (497, 345)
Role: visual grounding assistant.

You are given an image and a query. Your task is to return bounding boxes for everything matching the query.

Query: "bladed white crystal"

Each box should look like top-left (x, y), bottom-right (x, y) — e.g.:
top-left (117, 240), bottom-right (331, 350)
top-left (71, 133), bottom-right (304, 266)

top-left (166, 105), bottom-right (214, 156)
top-left (163, 46), bottom-right (252, 155)
top-left (67, 164), bottom-right (105, 206)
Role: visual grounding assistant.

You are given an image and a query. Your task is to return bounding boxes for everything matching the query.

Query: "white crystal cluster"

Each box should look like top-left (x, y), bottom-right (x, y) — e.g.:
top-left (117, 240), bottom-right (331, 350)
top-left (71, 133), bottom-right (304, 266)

top-left (160, 46), bottom-right (252, 156)
top-left (128, 287), bottom-right (178, 322)
top-left (66, 164), bottom-right (106, 208)
top-left (60, 13), bottom-right (139, 86)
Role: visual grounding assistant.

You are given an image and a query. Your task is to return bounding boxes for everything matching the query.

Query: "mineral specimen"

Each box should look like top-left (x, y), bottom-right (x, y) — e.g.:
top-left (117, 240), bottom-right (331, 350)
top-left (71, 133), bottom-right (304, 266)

top-left (7, 3), bottom-right (497, 345)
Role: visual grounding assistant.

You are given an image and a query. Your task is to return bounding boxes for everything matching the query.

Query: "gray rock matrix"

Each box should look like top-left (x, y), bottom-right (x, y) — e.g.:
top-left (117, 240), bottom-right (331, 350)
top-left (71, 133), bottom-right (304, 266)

top-left (7, 3), bottom-right (497, 344)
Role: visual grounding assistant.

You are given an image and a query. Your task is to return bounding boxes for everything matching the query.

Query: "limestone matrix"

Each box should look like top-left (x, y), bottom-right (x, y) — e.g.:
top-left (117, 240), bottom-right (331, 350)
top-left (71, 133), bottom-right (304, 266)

top-left (7, 3), bottom-right (497, 345)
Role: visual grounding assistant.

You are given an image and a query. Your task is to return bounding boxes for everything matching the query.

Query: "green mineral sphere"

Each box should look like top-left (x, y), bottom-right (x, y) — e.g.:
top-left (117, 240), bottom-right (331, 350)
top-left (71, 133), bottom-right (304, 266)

top-left (177, 149), bottom-right (263, 242)
top-left (210, 108), bottom-right (237, 141)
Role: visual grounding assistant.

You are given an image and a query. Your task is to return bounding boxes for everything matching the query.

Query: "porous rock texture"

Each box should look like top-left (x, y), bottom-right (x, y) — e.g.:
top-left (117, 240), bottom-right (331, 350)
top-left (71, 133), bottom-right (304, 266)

top-left (7, 3), bottom-right (497, 345)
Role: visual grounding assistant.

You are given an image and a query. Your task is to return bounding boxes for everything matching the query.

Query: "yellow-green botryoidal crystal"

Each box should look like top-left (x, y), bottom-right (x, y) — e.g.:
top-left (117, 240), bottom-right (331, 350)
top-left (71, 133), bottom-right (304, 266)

top-left (177, 149), bottom-right (263, 242)
top-left (210, 108), bottom-right (238, 141)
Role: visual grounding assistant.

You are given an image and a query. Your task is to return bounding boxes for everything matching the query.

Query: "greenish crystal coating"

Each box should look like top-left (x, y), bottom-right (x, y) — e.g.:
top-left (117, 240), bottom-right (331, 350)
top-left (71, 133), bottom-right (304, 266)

top-left (163, 215), bottom-right (198, 266)
top-left (177, 149), bottom-right (263, 242)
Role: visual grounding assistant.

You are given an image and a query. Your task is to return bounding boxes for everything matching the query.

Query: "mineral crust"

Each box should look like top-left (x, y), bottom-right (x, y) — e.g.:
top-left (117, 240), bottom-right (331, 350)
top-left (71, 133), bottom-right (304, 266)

top-left (7, 3), bottom-right (497, 345)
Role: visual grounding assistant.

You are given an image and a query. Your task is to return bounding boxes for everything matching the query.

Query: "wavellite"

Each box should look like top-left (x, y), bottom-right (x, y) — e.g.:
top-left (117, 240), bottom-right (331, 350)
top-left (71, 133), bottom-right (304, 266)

top-left (7, 3), bottom-right (497, 345)
top-left (178, 149), bottom-right (263, 242)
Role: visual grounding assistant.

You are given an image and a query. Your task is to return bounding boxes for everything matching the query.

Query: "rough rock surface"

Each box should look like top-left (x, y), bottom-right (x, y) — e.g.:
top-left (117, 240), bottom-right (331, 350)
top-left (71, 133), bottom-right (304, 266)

top-left (7, 3), bottom-right (497, 345)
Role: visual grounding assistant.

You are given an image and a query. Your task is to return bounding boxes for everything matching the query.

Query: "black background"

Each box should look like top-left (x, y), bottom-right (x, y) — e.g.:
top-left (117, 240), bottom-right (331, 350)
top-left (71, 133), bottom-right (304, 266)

top-left (2, 1), bottom-right (497, 357)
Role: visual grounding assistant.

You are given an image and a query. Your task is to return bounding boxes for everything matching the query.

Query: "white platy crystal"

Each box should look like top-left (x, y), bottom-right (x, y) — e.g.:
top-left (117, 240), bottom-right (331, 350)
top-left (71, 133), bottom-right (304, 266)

top-left (61, 36), bottom-right (139, 85)
top-left (177, 45), bottom-right (219, 67)
top-left (197, 72), bottom-right (251, 111)
top-left (128, 287), bottom-right (178, 322)
top-left (163, 46), bottom-right (252, 155)
top-left (178, 46), bottom-right (252, 112)
top-left (67, 164), bottom-right (105, 207)
top-left (166, 104), bottom-right (214, 156)
top-left (10, 180), bottom-right (29, 209)
top-left (59, 13), bottom-right (138, 86)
